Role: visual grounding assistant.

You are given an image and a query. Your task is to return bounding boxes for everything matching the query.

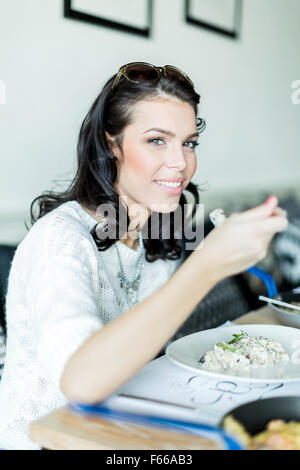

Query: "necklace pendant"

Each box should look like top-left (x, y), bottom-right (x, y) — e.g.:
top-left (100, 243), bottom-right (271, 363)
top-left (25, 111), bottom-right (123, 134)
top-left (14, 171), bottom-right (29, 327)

top-left (131, 274), bottom-right (141, 290)
top-left (126, 286), bottom-right (138, 306)
top-left (115, 238), bottom-right (144, 309)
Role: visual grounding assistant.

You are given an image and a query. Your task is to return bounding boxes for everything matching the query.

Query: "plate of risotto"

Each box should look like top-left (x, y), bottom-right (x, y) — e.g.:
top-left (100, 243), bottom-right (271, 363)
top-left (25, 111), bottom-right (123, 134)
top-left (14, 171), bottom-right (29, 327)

top-left (166, 325), bottom-right (300, 383)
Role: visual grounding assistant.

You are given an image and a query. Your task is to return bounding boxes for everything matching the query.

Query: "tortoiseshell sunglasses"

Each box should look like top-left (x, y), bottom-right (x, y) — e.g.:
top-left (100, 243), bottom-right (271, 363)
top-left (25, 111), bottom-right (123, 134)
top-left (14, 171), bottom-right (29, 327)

top-left (112, 61), bottom-right (194, 90)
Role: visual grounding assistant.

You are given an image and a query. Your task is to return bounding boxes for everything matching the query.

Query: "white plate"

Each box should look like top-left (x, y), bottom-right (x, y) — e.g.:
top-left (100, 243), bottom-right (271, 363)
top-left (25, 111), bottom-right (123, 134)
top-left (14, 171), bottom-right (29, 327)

top-left (166, 325), bottom-right (300, 383)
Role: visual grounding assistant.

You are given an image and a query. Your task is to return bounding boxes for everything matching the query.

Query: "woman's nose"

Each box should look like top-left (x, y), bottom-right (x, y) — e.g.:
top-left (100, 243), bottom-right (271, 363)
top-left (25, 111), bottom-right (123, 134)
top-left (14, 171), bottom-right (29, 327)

top-left (165, 147), bottom-right (186, 170)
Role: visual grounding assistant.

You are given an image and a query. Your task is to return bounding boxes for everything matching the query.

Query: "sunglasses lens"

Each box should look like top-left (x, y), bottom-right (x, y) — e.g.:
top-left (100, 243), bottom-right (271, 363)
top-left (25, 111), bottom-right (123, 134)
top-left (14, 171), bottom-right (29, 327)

top-left (125, 63), bottom-right (159, 82)
top-left (165, 66), bottom-right (194, 88)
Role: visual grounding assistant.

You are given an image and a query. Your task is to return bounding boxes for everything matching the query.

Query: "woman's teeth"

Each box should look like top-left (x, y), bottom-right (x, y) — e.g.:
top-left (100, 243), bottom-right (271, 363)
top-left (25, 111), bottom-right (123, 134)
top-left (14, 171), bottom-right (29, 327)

top-left (155, 181), bottom-right (182, 188)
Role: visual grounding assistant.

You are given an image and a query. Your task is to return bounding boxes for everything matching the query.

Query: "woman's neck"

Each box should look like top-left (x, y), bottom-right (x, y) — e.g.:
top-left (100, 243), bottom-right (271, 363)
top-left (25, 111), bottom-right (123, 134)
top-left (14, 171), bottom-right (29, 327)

top-left (80, 203), bottom-right (141, 251)
top-left (119, 236), bottom-right (139, 251)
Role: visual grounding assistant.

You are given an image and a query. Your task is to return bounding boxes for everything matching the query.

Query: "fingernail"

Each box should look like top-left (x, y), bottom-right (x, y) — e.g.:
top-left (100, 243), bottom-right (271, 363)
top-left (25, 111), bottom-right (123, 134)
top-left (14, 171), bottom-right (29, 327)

top-left (264, 195), bottom-right (277, 205)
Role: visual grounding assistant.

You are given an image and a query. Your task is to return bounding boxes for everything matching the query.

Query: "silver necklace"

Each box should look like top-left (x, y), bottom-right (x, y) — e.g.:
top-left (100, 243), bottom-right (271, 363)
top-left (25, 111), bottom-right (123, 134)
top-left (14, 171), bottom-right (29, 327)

top-left (115, 231), bottom-right (145, 309)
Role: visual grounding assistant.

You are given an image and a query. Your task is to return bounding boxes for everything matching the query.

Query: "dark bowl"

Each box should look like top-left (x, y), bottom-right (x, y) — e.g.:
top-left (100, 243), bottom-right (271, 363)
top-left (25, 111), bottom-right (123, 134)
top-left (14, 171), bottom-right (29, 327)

top-left (220, 396), bottom-right (300, 435)
top-left (269, 289), bottom-right (300, 328)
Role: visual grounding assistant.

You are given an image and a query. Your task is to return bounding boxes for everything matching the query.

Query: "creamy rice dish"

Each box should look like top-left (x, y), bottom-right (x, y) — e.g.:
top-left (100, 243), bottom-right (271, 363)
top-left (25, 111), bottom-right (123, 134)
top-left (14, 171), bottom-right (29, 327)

top-left (200, 331), bottom-right (289, 371)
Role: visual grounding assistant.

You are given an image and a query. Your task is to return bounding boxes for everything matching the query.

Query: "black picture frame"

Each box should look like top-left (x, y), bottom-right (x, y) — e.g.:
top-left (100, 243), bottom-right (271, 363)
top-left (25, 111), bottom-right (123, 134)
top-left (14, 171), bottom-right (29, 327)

top-left (185, 0), bottom-right (242, 39)
top-left (64, 0), bottom-right (153, 38)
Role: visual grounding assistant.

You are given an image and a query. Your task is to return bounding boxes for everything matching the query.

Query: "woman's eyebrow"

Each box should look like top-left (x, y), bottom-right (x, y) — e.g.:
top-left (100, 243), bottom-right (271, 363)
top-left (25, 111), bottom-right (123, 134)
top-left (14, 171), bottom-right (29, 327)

top-left (143, 128), bottom-right (199, 139)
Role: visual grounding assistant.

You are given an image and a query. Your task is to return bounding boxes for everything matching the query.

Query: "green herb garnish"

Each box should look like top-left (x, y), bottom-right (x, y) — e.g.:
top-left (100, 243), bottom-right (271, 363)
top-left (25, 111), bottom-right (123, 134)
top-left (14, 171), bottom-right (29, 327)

top-left (216, 331), bottom-right (248, 354)
top-left (228, 330), bottom-right (248, 344)
top-left (216, 342), bottom-right (237, 353)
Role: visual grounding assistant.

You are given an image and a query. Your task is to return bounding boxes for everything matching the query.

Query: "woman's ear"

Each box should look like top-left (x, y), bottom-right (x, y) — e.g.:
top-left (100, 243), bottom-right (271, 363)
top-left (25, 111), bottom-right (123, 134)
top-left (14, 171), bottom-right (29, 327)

top-left (105, 132), bottom-right (121, 162)
top-left (105, 131), bottom-right (117, 152)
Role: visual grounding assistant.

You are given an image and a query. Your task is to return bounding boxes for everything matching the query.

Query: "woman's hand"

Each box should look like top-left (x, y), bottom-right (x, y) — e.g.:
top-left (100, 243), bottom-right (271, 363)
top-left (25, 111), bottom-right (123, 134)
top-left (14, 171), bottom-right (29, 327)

top-left (197, 196), bottom-right (288, 282)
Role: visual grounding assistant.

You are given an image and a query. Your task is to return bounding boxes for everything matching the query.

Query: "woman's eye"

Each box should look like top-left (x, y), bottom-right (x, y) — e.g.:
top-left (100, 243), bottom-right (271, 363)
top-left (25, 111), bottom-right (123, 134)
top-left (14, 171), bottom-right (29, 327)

top-left (148, 138), bottom-right (199, 149)
top-left (184, 141), bottom-right (199, 149)
top-left (148, 138), bottom-right (164, 145)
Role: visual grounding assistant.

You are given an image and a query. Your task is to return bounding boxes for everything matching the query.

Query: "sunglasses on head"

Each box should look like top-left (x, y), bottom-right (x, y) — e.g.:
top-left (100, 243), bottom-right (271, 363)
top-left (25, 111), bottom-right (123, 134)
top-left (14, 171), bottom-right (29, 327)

top-left (112, 62), bottom-right (195, 91)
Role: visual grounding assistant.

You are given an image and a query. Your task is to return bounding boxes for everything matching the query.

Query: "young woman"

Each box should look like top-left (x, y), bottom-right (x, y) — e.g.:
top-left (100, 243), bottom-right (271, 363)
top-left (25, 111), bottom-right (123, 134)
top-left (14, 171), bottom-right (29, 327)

top-left (0, 62), bottom-right (288, 449)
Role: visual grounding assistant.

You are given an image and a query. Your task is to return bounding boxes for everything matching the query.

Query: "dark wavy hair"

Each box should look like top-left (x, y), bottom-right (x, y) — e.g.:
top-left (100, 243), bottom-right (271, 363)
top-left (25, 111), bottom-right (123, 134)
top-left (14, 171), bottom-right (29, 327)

top-left (29, 67), bottom-right (207, 262)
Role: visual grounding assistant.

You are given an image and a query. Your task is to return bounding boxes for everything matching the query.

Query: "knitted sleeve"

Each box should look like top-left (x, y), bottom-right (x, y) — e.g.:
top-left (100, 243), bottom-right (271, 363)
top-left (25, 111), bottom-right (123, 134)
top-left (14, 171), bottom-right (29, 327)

top-left (26, 253), bottom-right (103, 392)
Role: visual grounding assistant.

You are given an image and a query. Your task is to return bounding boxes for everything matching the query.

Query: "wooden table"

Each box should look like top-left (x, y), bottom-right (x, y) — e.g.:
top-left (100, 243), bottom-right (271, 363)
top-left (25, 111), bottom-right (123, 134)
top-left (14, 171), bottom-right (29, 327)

top-left (234, 305), bottom-right (283, 325)
top-left (29, 306), bottom-right (283, 450)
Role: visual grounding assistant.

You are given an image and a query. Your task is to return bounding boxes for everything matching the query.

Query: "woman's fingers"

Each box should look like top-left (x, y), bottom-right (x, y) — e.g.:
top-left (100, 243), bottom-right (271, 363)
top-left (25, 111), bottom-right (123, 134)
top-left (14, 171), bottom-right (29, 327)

top-left (237, 195), bottom-right (279, 221)
top-left (273, 207), bottom-right (288, 217)
top-left (255, 214), bottom-right (289, 234)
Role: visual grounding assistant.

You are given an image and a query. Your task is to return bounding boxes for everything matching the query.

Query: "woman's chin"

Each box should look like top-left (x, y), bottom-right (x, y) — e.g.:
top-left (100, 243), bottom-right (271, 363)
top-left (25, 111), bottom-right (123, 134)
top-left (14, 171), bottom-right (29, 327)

top-left (150, 202), bottom-right (180, 214)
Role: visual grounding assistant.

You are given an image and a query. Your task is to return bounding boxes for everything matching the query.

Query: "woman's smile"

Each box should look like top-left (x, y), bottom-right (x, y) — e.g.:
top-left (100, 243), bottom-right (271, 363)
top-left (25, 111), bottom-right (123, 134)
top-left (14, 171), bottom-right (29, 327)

top-left (153, 179), bottom-right (184, 195)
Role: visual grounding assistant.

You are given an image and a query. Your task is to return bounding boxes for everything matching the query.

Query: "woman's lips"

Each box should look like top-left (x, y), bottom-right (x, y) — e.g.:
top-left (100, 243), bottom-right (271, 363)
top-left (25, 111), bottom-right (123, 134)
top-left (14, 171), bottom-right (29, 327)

top-left (153, 181), bottom-right (184, 195)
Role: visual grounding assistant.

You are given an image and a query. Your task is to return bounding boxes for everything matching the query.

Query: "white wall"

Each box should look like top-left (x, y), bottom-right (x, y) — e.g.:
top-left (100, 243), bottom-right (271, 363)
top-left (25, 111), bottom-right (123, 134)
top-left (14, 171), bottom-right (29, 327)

top-left (0, 0), bottom-right (300, 244)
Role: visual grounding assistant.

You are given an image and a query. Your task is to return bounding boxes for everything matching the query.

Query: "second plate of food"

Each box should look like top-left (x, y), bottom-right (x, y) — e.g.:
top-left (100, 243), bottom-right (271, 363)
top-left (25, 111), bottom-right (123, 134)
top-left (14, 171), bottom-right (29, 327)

top-left (166, 325), bottom-right (300, 383)
top-left (220, 396), bottom-right (300, 449)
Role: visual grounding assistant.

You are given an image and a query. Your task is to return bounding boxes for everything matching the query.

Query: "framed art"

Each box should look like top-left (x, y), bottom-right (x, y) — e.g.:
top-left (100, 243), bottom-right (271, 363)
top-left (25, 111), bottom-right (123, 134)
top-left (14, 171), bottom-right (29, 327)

top-left (64, 0), bottom-right (153, 38)
top-left (185, 0), bottom-right (242, 39)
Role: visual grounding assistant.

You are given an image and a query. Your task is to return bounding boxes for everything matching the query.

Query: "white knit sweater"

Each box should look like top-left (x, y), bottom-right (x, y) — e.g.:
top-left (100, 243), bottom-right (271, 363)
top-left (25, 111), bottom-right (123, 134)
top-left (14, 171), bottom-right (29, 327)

top-left (0, 201), bottom-right (183, 450)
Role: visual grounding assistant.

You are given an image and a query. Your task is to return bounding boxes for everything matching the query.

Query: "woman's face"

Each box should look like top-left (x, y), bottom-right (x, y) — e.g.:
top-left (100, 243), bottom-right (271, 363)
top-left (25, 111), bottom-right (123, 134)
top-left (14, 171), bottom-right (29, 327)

top-left (109, 96), bottom-right (199, 222)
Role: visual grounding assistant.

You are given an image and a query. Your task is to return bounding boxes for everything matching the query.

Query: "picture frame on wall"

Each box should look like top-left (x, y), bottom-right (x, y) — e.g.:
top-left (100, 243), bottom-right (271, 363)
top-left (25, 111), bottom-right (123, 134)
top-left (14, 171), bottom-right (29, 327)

top-left (185, 0), bottom-right (242, 39)
top-left (64, 0), bottom-right (153, 38)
